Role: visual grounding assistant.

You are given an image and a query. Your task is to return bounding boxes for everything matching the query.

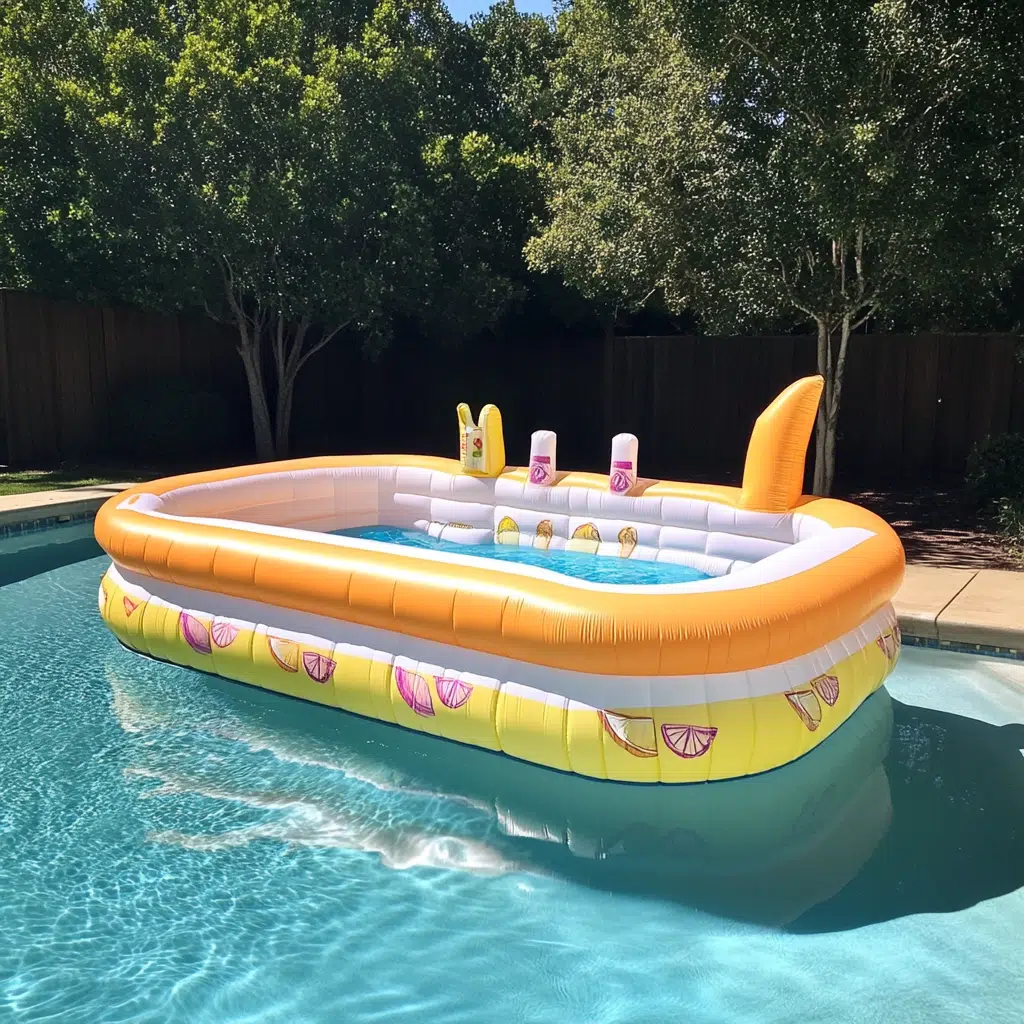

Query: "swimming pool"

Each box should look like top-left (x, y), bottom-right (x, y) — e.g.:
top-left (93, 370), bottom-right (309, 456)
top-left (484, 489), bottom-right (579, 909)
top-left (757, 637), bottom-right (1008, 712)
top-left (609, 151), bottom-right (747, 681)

top-left (331, 525), bottom-right (712, 585)
top-left (3, 527), bottom-right (1023, 1023)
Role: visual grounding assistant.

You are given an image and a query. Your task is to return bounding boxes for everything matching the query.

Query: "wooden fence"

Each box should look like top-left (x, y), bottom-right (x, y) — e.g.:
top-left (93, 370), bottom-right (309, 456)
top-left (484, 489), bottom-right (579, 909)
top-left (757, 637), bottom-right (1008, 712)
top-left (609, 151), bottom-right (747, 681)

top-left (2, 288), bottom-right (1023, 484)
top-left (0, 290), bottom-right (242, 464)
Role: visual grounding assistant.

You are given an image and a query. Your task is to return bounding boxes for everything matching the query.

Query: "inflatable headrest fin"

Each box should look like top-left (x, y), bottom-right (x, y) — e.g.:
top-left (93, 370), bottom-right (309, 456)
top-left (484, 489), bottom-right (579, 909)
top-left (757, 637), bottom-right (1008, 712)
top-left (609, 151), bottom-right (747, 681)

top-left (739, 376), bottom-right (824, 512)
top-left (457, 402), bottom-right (505, 477)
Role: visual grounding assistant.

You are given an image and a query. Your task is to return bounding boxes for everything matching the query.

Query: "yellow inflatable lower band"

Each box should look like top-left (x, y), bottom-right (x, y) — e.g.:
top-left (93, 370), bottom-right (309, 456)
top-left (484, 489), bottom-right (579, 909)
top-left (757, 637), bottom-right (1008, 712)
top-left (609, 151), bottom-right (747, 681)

top-left (99, 567), bottom-right (898, 784)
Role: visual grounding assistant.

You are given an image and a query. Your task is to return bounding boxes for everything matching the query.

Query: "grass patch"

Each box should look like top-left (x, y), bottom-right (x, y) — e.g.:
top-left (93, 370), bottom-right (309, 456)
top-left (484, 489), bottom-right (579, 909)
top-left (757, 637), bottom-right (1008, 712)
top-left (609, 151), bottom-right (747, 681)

top-left (0, 465), bottom-right (146, 497)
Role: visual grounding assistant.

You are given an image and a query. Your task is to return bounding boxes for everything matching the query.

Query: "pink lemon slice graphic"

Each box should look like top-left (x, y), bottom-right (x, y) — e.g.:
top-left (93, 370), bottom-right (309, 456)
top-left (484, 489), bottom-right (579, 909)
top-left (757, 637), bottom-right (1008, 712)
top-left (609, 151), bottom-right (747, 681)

top-left (302, 651), bottom-right (336, 684)
top-left (529, 461), bottom-right (551, 485)
top-left (435, 675), bottom-right (473, 710)
top-left (875, 630), bottom-right (898, 662)
top-left (599, 710), bottom-right (658, 758)
top-left (395, 666), bottom-right (435, 717)
top-left (211, 619), bottom-right (239, 649)
top-left (609, 469), bottom-right (632, 494)
top-left (179, 612), bottom-right (212, 655)
top-left (661, 723), bottom-right (718, 759)
top-left (267, 635), bottom-right (300, 673)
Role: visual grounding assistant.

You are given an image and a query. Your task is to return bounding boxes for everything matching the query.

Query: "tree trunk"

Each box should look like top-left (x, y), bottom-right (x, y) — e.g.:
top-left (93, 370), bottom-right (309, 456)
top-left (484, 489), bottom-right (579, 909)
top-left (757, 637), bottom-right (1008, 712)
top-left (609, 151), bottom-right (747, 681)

top-left (823, 415), bottom-right (838, 496)
top-left (822, 314), bottom-right (852, 497)
top-left (812, 314), bottom-right (852, 497)
top-left (274, 369), bottom-right (296, 460)
top-left (813, 319), bottom-right (829, 496)
top-left (222, 285), bottom-right (336, 463)
top-left (240, 346), bottom-right (275, 462)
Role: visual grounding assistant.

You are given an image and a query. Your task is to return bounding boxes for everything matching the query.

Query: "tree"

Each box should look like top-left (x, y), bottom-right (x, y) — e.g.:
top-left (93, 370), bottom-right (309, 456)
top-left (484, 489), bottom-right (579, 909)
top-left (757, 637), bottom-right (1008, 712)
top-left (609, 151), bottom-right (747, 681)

top-left (525, 0), bottom-right (718, 339)
top-left (0, 1), bottom-right (106, 294)
top-left (2, 0), bottom-right (540, 461)
top-left (529, 0), bottom-right (1024, 494)
top-left (150, 0), bottom-right (540, 459)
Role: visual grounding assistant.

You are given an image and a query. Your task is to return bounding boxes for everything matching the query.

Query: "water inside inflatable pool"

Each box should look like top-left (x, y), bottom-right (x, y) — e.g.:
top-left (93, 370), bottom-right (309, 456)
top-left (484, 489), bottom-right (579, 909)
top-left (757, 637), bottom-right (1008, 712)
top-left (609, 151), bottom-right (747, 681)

top-left (333, 524), bottom-right (712, 585)
top-left (4, 528), bottom-right (1024, 1023)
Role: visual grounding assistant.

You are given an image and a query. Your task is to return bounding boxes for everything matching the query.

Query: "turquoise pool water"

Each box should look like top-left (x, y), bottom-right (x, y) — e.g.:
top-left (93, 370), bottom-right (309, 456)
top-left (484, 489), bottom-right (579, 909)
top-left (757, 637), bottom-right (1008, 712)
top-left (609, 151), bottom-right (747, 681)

top-left (332, 525), bottom-right (712, 584)
top-left (3, 530), bottom-right (1024, 1022)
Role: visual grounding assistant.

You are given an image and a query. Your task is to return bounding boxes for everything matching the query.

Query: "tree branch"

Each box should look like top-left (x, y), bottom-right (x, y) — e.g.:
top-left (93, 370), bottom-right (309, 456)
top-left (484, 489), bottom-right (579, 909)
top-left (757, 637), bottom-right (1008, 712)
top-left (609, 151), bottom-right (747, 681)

top-left (273, 310), bottom-right (287, 380)
top-left (728, 33), bottom-right (819, 129)
top-left (282, 315), bottom-right (311, 382)
top-left (294, 319), bottom-right (352, 376)
top-left (777, 257), bottom-right (818, 320)
top-left (854, 225), bottom-right (866, 302)
top-left (848, 303), bottom-right (876, 334)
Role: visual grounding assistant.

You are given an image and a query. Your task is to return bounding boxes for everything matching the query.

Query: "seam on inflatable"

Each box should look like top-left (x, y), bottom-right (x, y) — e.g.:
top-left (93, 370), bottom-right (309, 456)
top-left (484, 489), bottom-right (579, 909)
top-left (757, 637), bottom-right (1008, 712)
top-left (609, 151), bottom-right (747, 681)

top-left (494, 680), bottom-right (509, 757)
top-left (743, 670), bottom-right (757, 778)
top-left (560, 704), bottom-right (571, 779)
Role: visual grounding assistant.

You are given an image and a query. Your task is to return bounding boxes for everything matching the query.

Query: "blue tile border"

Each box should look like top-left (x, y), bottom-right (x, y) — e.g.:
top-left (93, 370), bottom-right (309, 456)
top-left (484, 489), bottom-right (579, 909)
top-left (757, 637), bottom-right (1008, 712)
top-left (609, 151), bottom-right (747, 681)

top-left (901, 632), bottom-right (1024, 662)
top-left (0, 510), bottom-right (97, 539)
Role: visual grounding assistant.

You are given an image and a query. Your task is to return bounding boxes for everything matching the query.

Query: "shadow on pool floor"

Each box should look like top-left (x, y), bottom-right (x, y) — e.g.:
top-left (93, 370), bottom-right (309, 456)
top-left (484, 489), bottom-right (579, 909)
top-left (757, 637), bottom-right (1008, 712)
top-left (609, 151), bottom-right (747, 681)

top-left (787, 699), bottom-right (1024, 934)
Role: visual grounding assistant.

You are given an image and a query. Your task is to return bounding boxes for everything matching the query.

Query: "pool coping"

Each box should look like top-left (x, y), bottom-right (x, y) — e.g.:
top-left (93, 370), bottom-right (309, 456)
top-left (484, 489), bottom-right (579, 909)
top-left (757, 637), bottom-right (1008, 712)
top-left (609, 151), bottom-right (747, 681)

top-left (0, 484), bottom-right (133, 532)
top-left (3, 486), bottom-right (1023, 659)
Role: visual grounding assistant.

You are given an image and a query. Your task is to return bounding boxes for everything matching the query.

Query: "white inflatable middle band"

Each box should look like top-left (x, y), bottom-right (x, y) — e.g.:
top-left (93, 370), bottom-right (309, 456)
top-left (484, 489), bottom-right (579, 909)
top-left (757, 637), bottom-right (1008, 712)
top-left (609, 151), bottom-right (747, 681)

top-left (109, 564), bottom-right (896, 710)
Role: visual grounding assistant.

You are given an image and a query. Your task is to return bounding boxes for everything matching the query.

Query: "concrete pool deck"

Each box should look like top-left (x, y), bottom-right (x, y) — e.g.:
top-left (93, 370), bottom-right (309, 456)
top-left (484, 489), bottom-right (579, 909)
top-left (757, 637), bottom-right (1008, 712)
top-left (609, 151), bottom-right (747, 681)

top-left (0, 483), bottom-right (133, 529)
top-left (896, 564), bottom-right (1024, 654)
top-left (1, 484), bottom-right (1022, 654)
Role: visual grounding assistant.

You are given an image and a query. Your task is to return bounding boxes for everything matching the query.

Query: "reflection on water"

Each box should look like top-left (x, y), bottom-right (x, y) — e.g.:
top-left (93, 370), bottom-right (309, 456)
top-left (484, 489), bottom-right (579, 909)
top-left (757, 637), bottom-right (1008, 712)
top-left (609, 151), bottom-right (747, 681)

top-left (6, 552), bottom-right (1024, 1023)
top-left (109, 649), bottom-right (1024, 933)
top-left (107, 659), bottom-right (895, 927)
top-left (0, 527), bottom-right (100, 587)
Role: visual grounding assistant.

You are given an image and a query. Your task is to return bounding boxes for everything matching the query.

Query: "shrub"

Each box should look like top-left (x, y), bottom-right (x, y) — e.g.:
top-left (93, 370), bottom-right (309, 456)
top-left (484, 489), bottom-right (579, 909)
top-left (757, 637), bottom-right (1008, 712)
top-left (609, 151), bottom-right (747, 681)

top-left (108, 378), bottom-right (240, 461)
top-left (997, 497), bottom-right (1024, 561)
top-left (965, 433), bottom-right (1024, 507)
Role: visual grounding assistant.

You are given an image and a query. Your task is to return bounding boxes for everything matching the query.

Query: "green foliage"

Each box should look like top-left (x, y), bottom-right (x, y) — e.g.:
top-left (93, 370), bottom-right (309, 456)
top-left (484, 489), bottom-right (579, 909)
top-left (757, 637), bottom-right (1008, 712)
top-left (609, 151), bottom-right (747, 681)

top-left (965, 433), bottom-right (1024, 507)
top-left (3, 0), bottom-right (1022, 471)
top-left (528, 0), bottom-right (1024, 493)
top-left (526, 0), bottom-right (718, 313)
top-left (672, 0), bottom-right (1021, 334)
top-left (469, 0), bottom-right (560, 157)
top-left (530, 0), bottom-right (1023, 331)
top-left (0, 0), bottom-right (554, 458)
top-left (996, 497), bottom-right (1024, 562)
top-left (966, 428), bottom-right (1024, 563)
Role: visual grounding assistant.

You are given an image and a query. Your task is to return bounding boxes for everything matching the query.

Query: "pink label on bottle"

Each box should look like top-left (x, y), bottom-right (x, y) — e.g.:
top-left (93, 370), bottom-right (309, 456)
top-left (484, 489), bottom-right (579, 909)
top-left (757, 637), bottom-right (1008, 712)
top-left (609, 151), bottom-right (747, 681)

top-left (612, 460), bottom-right (633, 470)
top-left (529, 456), bottom-right (553, 484)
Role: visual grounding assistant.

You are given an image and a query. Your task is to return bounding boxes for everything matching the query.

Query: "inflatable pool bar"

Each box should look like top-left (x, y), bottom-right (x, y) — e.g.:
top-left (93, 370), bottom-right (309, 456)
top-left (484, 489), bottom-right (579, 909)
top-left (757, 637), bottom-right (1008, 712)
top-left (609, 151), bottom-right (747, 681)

top-left (96, 375), bottom-right (905, 783)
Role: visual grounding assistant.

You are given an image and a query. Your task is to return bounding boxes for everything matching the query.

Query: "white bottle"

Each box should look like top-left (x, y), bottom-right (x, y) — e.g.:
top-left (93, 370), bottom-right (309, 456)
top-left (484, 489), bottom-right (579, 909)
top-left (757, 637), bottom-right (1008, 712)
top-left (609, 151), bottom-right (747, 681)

top-left (528, 430), bottom-right (557, 486)
top-left (609, 433), bottom-right (638, 494)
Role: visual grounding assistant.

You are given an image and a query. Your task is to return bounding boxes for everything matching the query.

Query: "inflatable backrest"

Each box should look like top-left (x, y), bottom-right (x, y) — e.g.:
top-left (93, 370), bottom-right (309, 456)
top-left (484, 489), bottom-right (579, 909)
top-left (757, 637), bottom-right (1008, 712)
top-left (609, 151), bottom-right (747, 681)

top-left (739, 375), bottom-right (824, 512)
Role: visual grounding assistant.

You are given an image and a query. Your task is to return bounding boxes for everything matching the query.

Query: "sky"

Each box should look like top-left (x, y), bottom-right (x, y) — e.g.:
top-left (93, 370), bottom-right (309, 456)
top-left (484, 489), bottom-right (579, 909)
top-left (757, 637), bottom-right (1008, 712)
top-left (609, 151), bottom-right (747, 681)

top-left (445, 0), bottom-right (554, 22)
